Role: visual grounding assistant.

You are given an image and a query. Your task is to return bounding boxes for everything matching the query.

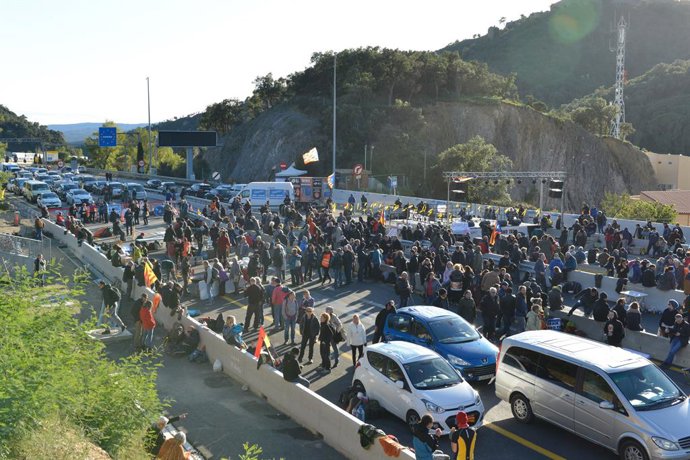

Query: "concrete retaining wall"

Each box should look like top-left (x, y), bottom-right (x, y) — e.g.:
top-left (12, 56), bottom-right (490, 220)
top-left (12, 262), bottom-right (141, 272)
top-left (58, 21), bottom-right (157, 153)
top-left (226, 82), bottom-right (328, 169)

top-left (43, 218), bottom-right (415, 460)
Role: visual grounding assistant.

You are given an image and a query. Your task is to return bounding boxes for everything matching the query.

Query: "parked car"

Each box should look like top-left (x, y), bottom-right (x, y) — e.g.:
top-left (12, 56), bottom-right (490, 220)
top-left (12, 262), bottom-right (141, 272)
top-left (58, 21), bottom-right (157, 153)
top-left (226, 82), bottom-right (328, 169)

top-left (496, 330), bottom-right (690, 460)
top-left (189, 183), bottom-right (213, 197)
top-left (37, 192), bottom-right (62, 209)
top-left (145, 179), bottom-right (162, 189)
top-left (204, 187), bottom-right (233, 202)
top-left (383, 306), bottom-right (499, 382)
top-left (24, 180), bottom-right (51, 203)
top-left (66, 189), bottom-right (94, 205)
top-left (352, 341), bottom-right (484, 434)
top-left (56, 183), bottom-right (81, 200)
top-left (124, 183), bottom-right (147, 200)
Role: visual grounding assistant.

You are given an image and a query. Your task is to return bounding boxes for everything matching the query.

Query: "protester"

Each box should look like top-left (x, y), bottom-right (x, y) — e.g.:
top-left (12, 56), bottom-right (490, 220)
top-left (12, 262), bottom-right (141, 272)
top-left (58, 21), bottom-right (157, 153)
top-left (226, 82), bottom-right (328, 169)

top-left (662, 314), bottom-right (690, 366)
top-left (479, 287), bottom-right (499, 341)
top-left (282, 290), bottom-right (300, 345)
top-left (157, 431), bottom-right (189, 460)
top-left (659, 300), bottom-right (680, 337)
top-left (243, 277), bottom-right (264, 332)
top-left (318, 312), bottom-right (335, 372)
top-left (283, 347), bottom-right (310, 387)
top-left (450, 411), bottom-right (477, 460)
top-left (373, 300), bottom-right (396, 343)
top-left (525, 304), bottom-right (544, 331)
top-left (98, 280), bottom-right (125, 334)
top-left (140, 300), bottom-right (156, 351)
top-left (604, 310), bottom-right (625, 347)
top-left (346, 313), bottom-right (367, 364)
top-left (626, 302), bottom-right (644, 332)
top-left (412, 414), bottom-right (441, 460)
top-left (147, 413), bottom-right (188, 456)
top-left (298, 307), bottom-right (320, 365)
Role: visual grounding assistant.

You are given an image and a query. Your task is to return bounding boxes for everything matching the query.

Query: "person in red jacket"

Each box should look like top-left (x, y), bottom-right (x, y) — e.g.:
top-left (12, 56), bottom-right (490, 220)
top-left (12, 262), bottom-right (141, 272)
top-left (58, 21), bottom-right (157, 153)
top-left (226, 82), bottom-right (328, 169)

top-left (140, 300), bottom-right (156, 350)
top-left (216, 230), bottom-right (231, 264)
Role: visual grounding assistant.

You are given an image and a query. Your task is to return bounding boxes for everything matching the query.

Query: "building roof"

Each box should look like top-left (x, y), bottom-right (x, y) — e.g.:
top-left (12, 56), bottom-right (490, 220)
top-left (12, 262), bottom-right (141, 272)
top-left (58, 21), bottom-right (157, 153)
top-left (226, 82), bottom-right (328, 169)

top-left (640, 190), bottom-right (690, 214)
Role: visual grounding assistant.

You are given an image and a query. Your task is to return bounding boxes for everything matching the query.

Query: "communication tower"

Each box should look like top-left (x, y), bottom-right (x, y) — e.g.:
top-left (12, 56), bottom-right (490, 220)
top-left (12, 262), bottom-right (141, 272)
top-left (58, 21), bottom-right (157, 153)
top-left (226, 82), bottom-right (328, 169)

top-left (610, 15), bottom-right (628, 138)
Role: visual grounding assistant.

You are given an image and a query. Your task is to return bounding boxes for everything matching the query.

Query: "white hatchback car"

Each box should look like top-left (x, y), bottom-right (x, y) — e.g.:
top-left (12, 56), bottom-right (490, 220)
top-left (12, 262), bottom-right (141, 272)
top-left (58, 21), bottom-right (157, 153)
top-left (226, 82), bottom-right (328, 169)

top-left (352, 341), bottom-right (484, 433)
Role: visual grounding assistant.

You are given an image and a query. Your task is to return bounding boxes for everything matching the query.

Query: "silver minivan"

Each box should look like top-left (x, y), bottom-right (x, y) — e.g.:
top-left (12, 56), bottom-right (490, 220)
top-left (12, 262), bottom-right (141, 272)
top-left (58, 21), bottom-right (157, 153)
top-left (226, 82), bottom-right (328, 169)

top-left (495, 330), bottom-right (690, 460)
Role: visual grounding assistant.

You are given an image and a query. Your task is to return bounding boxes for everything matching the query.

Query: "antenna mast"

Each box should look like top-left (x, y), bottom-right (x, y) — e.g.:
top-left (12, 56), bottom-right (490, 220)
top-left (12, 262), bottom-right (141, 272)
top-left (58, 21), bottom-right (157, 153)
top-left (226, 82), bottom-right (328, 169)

top-left (610, 15), bottom-right (627, 138)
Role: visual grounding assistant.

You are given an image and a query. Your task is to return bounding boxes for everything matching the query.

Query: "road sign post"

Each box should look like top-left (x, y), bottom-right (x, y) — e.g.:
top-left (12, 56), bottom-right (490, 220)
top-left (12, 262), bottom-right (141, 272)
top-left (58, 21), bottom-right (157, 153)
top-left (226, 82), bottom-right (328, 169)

top-left (98, 127), bottom-right (117, 147)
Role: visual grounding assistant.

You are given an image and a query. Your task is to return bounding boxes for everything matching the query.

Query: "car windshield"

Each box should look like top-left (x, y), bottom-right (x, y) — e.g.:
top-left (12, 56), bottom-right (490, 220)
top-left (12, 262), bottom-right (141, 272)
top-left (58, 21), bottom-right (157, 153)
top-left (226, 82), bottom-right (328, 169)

top-left (72, 189), bottom-right (88, 195)
top-left (403, 357), bottom-right (463, 390)
top-left (609, 365), bottom-right (684, 410)
top-left (41, 193), bottom-right (58, 200)
top-left (429, 316), bottom-right (480, 344)
top-left (129, 184), bottom-right (143, 191)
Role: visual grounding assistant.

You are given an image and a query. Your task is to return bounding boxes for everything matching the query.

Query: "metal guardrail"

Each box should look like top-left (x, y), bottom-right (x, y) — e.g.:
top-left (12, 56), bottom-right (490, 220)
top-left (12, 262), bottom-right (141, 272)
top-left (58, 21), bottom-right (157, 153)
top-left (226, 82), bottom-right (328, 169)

top-left (84, 168), bottom-right (212, 188)
top-left (0, 232), bottom-right (52, 260)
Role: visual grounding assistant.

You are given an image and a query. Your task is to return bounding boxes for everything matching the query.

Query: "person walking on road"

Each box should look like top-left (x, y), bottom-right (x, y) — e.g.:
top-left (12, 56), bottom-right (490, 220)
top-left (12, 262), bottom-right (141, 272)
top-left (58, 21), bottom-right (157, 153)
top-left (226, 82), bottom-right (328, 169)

top-left (346, 314), bottom-right (367, 364)
top-left (479, 287), bottom-right (499, 341)
top-left (283, 290), bottom-right (299, 345)
top-left (318, 312), bottom-right (335, 372)
top-left (298, 307), bottom-right (319, 364)
top-left (243, 277), bottom-right (264, 332)
top-left (450, 411), bottom-right (477, 460)
top-left (139, 300), bottom-right (156, 351)
top-left (325, 306), bottom-right (343, 367)
top-left (373, 300), bottom-right (396, 344)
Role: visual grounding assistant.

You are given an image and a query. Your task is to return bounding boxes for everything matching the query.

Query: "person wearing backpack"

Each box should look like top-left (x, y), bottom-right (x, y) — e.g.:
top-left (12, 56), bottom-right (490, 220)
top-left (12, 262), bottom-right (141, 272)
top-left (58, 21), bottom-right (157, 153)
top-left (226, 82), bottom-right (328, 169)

top-left (98, 280), bottom-right (125, 334)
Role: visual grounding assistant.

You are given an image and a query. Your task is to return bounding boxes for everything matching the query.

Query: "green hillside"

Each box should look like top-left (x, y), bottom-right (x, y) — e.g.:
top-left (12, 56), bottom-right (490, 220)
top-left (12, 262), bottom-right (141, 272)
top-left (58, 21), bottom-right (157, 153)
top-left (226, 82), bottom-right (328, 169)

top-left (444, 0), bottom-right (690, 106)
top-left (0, 105), bottom-right (66, 152)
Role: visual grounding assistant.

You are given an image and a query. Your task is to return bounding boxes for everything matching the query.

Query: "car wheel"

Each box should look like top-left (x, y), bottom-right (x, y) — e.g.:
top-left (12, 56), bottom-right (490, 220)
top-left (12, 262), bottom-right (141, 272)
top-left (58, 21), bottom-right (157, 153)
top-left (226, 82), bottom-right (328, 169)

top-left (406, 410), bottom-right (421, 428)
top-left (510, 393), bottom-right (534, 424)
top-left (619, 440), bottom-right (648, 460)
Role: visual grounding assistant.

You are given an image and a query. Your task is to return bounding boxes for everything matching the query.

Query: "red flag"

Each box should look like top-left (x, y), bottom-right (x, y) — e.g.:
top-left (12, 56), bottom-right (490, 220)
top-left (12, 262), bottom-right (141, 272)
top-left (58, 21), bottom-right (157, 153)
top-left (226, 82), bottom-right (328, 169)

top-left (254, 326), bottom-right (266, 359)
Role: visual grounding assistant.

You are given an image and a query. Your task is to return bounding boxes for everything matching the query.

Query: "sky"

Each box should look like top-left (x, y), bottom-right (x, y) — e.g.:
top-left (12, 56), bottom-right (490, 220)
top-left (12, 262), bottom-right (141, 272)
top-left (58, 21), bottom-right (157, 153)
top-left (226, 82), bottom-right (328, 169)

top-left (1, 0), bottom-right (555, 125)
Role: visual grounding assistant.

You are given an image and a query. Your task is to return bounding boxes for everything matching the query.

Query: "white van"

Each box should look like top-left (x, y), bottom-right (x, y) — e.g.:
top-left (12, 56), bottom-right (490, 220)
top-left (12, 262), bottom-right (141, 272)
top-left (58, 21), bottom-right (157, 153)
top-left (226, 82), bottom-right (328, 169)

top-left (496, 330), bottom-right (690, 460)
top-left (235, 182), bottom-right (294, 209)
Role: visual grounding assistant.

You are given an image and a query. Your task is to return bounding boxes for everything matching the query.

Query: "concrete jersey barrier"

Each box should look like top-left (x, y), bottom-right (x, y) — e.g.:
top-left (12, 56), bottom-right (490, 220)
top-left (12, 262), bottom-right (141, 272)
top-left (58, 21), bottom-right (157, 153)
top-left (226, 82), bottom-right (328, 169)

top-left (42, 218), bottom-right (415, 460)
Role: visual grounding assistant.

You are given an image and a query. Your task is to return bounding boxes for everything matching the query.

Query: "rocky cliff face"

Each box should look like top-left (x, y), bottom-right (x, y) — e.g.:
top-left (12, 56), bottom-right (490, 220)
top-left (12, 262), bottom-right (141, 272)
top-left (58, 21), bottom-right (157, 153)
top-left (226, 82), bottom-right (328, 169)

top-left (207, 101), bottom-right (656, 211)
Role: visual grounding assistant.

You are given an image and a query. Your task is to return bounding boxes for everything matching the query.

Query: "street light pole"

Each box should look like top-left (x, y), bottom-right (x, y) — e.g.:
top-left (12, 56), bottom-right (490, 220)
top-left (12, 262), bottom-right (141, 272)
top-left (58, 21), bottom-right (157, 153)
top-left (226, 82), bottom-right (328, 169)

top-left (147, 77), bottom-right (152, 174)
top-left (370, 145), bottom-right (375, 175)
top-left (332, 53), bottom-right (337, 183)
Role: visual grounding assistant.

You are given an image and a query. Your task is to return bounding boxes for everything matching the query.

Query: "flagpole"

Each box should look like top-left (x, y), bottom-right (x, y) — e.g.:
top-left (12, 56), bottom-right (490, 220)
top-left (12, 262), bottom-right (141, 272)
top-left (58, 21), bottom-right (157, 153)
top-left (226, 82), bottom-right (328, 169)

top-left (332, 53), bottom-right (337, 185)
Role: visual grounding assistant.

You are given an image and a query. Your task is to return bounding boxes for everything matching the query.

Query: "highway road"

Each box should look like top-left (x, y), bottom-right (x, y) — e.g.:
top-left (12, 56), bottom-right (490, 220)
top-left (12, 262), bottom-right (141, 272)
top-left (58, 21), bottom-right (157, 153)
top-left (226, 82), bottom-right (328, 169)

top-left (10, 170), bottom-right (690, 460)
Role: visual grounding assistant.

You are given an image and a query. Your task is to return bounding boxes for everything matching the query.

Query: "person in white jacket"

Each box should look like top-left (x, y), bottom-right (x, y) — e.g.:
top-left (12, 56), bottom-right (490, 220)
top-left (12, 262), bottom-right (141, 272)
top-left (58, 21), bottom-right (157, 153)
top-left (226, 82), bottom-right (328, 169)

top-left (346, 314), bottom-right (367, 363)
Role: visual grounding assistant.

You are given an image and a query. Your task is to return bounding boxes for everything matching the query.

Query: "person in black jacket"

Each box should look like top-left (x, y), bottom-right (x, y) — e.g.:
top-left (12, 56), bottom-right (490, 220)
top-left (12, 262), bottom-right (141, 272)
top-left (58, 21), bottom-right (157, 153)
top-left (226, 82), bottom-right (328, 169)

top-left (626, 302), bottom-right (644, 332)
top-left (499, 286), bottom-right (516, 337)
top-left (567, 287), bottom-right (599, 317)
top-left (641, 265), bottom-right (657, 288)
top-left (480, 287), bottom-right (500, 341)
top-left (318, 312), bottom-right (335, 372)
top-left (396, 272), bottom-right (412, 308)
top-left (659, 300), bottom-right (680, 337)
top-left (412, 414), bottom-right (441, 458)
top-left (604, 310), bottom-right (625, 347)
top-left (373, 300), bottom-right (396, 343)
top-left (298, 307), bottom-right (319, 364)
top-left (282, 347), bottom-right (310, 387)
top-left (592, 292), bottom-right (611, 322)
top-left (612, 298), bottom-right (628, 327)
top-left (244, 277), bottom-right (264, 332)
top-left (662, 314), bottom-right (690, 366)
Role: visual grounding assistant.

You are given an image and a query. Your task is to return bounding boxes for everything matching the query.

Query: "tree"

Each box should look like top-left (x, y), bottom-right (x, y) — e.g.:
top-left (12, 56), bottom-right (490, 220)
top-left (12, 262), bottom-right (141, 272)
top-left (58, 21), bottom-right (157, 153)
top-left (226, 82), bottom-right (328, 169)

top-left (601, 192), bottom-right (677, 222)
top-left (200, 99), bottom-right (244, 134)
top-left (0, 267), bottom-right (164, 458)
top-left (432, 136), bottom-right (513, 204)
top-left (558, 96), bottom-right (618, 136)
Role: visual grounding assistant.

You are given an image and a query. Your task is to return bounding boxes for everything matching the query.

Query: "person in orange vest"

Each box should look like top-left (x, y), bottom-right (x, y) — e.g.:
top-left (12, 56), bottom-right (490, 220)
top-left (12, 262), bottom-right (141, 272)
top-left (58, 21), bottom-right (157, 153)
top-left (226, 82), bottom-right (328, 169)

top-left (321, 247), bottom-right (333, 285)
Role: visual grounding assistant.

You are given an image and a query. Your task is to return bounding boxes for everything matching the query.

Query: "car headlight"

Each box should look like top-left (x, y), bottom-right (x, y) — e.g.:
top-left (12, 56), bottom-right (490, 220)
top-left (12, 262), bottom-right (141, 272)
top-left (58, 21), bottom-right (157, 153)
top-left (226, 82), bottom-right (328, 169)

top-left (474, 391), bottom-right (481, 406)
top-left (423, 399), bottom-right (445, 414)
top-left (447, 354), bottom-right (471, 367)
top-left (652, 437), bottom-right (679, 451)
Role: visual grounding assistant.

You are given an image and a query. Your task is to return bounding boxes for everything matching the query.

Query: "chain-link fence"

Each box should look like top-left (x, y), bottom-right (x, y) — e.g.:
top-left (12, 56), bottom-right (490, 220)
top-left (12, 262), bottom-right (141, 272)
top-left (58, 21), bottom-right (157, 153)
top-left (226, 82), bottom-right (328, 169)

top-left (0, 232), bottom-right (52, 260)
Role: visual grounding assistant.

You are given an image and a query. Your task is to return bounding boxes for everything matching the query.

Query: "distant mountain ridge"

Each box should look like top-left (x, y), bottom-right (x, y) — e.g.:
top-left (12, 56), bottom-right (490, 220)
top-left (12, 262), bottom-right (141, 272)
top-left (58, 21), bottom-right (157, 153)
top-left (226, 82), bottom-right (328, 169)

top-left (48, 122), bottom-right (148, 144)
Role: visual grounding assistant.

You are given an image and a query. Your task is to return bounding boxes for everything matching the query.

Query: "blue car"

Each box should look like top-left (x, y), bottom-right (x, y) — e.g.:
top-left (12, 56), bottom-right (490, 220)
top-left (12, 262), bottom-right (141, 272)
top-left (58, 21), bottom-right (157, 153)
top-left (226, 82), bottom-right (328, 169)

top-left (383, 306), bottom-right (499, 382)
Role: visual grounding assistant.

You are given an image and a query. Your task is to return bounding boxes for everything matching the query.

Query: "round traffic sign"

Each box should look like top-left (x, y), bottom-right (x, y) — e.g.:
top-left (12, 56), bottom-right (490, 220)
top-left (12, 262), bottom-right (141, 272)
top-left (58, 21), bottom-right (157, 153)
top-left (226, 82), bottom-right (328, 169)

top-left (57, 160), bottom-right (64, 168)
top-left (212, 171), bottom-right (221, 180)
top-left (138, 160), bottom-right (145, 167)
top-left (353, 163), bottom-right (363, 175)
top-left (280, 161), bottom-right (288, 170)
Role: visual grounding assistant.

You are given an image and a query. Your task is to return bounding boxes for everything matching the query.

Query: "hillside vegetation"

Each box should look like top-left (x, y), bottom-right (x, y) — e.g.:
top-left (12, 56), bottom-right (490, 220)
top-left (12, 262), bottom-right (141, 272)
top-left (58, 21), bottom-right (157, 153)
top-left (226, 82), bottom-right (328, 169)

top-left (444, 0), bottom-right (690, 106)
top-left (0, 105), bottom-right (66, 154)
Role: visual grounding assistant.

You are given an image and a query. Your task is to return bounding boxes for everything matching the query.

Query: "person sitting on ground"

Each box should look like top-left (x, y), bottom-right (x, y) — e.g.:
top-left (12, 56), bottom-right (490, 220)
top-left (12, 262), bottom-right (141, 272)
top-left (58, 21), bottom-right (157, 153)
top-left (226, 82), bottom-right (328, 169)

top-left (146, 413), bottom-right (188, 456)
top-left (641, 264), bottom-right (657, 288)
top-left (626, 302), bottom-right (644, 332)
top-left (282, 347), bottom-right (310, 388)
top-left (657, 266), bottom-right (677, 291)
top-left (222, 315), bottom-right (246, 349)
top-left (412, 414), bottom-right (442, 460)
top-left (157, 431), bottom-right (190, 460)
top-left (659, 299), bottom-right (679, 337)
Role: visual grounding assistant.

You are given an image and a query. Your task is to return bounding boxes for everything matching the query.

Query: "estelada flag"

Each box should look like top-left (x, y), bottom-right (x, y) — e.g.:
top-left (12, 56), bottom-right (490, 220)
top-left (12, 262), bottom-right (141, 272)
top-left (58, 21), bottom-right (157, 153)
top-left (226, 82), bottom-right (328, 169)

top-left (254, 326), bottom-right (271, 359)
top-left (143, 260), bottom-right (158, 288)
top-left (302, 147), bottom-right (319, 164)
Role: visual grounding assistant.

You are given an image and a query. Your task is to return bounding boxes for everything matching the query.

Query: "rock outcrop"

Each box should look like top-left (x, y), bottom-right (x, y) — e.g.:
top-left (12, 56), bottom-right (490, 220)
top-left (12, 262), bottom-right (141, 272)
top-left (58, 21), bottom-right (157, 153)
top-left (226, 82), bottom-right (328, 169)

top-left (206, 101), bottom-right (656, 211)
